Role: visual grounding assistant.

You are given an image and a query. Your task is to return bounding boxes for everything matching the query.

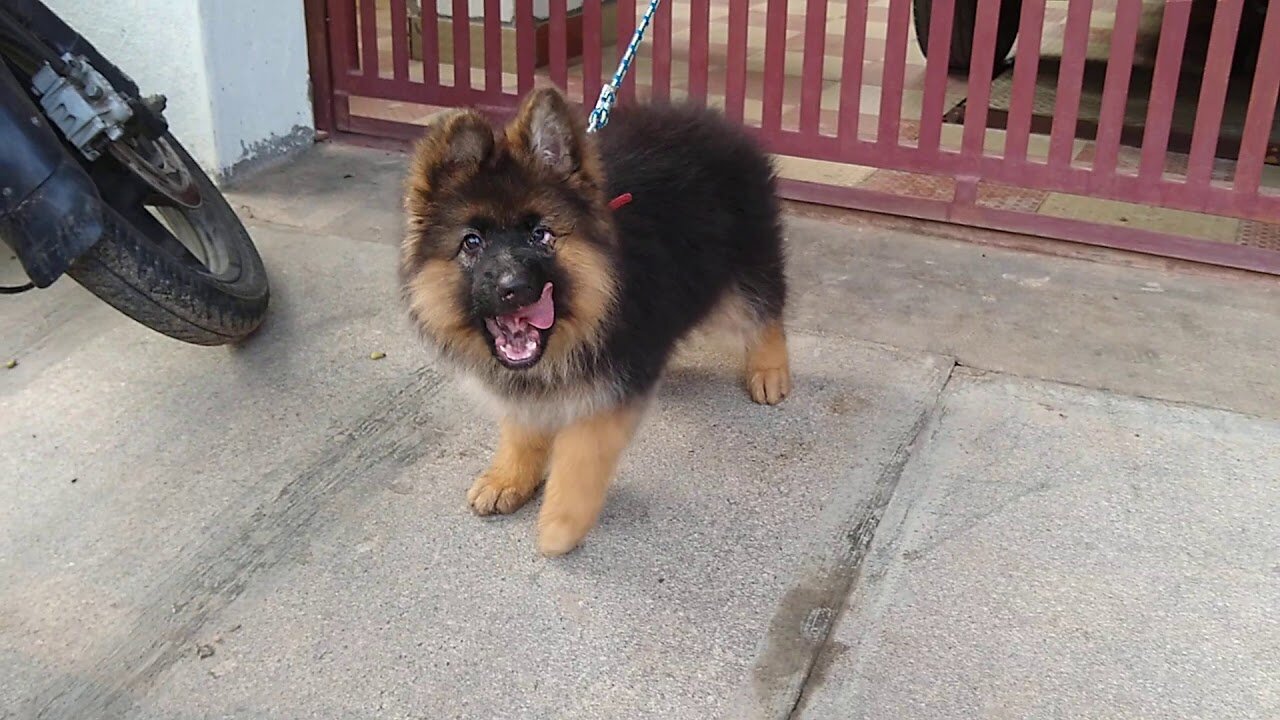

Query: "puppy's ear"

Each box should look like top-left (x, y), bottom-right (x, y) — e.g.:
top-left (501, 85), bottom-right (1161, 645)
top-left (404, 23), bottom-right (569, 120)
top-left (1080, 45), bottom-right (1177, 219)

top-left (508, 87), bottom-right (597, 184)
top-left (408, 110), bottom-right (495, 194)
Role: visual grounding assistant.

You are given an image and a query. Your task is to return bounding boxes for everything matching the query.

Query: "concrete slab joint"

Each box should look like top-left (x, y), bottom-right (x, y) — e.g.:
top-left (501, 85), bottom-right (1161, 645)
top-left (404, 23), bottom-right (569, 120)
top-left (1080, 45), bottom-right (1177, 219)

top-left (741, 360), bottom-right (959, 720)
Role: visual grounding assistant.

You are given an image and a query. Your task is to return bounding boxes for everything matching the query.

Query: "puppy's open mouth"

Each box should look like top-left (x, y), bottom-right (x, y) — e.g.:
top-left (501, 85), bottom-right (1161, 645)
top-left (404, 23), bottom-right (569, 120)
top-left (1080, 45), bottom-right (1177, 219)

top-left (484, 282), bottom-right (555, 368)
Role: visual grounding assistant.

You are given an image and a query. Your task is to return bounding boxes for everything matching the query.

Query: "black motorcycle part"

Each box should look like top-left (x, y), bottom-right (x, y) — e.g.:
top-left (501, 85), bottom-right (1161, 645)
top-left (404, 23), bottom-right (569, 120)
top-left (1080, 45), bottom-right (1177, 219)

top-left (0, 60), bottom-right (106, 288)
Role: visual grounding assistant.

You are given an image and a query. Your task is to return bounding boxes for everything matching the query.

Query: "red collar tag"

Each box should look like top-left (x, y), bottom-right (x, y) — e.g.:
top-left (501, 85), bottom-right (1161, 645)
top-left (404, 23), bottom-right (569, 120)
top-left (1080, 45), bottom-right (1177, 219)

top-left (608, 192), bottom-right (633, 211)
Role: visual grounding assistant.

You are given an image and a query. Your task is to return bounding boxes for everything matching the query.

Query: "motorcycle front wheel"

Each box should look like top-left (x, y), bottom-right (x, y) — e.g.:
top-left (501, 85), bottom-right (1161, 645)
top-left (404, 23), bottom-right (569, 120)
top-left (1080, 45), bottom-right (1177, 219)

top-left (67, 131), bottom-right (270, 345)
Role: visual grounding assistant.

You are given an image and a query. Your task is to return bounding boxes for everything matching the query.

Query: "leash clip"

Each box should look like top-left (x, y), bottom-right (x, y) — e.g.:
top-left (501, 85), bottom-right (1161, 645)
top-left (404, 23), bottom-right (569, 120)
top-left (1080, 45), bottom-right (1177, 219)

top-left (587, 84), bottom-right (617, 133)
top-left (585, 0), bottom-right (664, 134)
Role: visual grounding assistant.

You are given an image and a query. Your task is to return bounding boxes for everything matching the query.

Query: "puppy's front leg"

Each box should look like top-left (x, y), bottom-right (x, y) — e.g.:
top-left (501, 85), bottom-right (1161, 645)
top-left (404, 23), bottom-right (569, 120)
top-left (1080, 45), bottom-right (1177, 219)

top-left (537, 403), bottom-right (643, 556)
top-left (468, 417), bottom-right (553, 515)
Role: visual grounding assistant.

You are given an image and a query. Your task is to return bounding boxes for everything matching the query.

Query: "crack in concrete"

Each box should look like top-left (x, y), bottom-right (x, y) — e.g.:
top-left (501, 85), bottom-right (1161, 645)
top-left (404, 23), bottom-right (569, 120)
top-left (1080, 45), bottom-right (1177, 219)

top-left (782, 361), bottom-right (959, 719)
top-left (742, 359), bottom-right (959, 720)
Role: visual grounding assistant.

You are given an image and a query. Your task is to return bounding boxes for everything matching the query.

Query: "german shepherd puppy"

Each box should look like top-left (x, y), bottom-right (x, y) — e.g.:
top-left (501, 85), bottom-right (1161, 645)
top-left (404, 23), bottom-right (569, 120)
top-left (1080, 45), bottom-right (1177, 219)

top-left (401, 87), bottom-right (790, 555)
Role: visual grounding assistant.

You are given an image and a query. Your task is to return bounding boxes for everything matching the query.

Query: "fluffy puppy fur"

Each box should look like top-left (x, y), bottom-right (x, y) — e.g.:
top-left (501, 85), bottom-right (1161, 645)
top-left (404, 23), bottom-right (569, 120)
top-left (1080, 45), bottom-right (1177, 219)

top-left (401, 87), bottom-right (790, 555)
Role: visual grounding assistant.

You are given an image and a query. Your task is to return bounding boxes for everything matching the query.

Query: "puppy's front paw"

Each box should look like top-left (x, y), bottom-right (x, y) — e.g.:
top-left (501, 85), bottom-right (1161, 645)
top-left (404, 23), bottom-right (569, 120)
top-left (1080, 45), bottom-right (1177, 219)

top-left (467, 473), bottom-right (537, 515)
top-left (537, 516), bottom-right (591, 556)
top-left (748, 366), bottom-right (791, 405)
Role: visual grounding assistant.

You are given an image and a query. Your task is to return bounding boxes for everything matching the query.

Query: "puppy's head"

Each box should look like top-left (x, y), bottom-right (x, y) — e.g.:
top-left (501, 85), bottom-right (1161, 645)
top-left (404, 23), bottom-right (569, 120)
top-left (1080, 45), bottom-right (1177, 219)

top-left (401, 88), bottom-right (617, 377)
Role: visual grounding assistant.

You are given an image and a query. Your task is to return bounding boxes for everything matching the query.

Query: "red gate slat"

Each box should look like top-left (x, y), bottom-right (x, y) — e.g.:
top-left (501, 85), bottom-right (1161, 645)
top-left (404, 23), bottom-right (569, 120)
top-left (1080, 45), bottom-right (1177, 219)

top-left (389, 0), bottom-right (409, 81)
top-left (1089, 0), bottom-right (1143, 184)
top-left (359, 0), bottom-right (379, 77)
top-left (451, 0), bottom-right (471, 89)
top-left (761, 0), bottom-right (790, 133)
top-left (652, 0), bottom-right (673, 101)
top-left (583, 0), bottom-right (603, 106)
top-left (1046, 0), bottom-right (1094, 167)
top-left (687, 0), bottom-right (710, 105)
top-left (310, 0), bottom-right (338, 130)
top-left (798, 0), bottom-right (828, 135)
top-left (724, 0), bottom-right (749, 123)
top-left (549, 0), bottom-right (569, 90)
top-left (1003, 0), bottom-right (1048, 162)
top-left (917, 0), bottom-right (956, 155)
top-left (337, 0), bottom-right (359, 73)
top-left (421, 0), bottom-right (441, 90)
top-left (329, 0), bottom-right (358, 75)
top-left (837, 0), bottom-right (869, 145)
top-left (516, 0), bottom-right (535, 94)
top-left (960, 0), bottom-right (1004, 158)
top-left (1186, 0), bottom-right (1245, 188)
top-left (327, 0), bottom-right (356, 130)
top-left (618, 0), bottom-right (637, 104)
top-left (1138, 0), bottom-right (1192, 185)
top-left (877, 0), bottom-right (912, 146)
top-left (483, 0), bottom-right (502, 94)
top-left (1234, 0), bottom-right (1280, 196)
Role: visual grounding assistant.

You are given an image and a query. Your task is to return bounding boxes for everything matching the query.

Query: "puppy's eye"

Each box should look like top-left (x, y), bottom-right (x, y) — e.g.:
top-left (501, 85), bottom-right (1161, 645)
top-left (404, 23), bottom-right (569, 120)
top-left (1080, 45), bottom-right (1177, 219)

top-left (461, 233), bottom-right (483, 255)
top-left (533, 225), bottom-right (554, 246)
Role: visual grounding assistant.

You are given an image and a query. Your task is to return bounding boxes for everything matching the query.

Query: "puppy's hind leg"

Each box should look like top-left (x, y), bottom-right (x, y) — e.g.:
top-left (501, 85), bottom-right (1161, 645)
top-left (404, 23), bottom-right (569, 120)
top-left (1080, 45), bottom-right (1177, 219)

top-left (745, 316), bottom-right (791, 405)
top-left (735, 228), bottom-right (791, 405)
top-left (703, 286), bottom-right (791, 405)
top-left (734, 257), bottom-right (791, 405)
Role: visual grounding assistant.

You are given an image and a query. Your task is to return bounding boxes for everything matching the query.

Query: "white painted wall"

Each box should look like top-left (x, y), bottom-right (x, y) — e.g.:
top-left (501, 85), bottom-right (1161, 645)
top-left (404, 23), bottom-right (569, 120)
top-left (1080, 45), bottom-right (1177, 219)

top-left (199, 0), bottom-right (314, 181)
top-left (46, 0), bottom-right (314, 183)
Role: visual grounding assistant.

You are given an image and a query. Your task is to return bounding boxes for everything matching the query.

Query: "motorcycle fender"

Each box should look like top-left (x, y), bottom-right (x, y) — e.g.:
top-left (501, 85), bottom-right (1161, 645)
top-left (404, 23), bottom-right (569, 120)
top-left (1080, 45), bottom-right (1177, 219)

top-left (0, 61), bottom-right (105, 288)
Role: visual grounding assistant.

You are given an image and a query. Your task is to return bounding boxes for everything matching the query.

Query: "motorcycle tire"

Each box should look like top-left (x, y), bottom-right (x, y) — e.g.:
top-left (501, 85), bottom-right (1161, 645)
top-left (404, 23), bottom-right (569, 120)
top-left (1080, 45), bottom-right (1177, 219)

top-left (66, 133), bottom-right (269, 346)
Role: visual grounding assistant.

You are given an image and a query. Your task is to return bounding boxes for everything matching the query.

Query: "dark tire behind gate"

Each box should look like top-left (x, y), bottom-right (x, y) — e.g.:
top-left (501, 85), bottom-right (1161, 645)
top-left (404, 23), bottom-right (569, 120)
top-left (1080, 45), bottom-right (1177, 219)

top-left (913, 0), bottom-right (1024, 73)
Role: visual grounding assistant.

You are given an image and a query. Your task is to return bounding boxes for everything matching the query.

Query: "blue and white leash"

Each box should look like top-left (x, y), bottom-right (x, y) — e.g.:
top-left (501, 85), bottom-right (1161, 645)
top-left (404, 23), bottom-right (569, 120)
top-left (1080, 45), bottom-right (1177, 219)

top-left (586, 0), bottom-right (664, 133)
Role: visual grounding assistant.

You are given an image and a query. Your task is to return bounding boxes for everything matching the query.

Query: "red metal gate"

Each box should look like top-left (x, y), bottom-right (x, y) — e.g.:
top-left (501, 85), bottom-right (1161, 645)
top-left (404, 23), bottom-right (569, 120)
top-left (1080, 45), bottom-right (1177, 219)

top-left (305, 0), bottom-right (1280, 274)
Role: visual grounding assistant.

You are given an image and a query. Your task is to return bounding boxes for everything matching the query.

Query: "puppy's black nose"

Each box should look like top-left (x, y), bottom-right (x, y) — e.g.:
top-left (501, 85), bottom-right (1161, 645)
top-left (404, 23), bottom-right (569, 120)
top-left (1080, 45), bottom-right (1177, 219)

top-left (497, 272), bottom-right (537, 306)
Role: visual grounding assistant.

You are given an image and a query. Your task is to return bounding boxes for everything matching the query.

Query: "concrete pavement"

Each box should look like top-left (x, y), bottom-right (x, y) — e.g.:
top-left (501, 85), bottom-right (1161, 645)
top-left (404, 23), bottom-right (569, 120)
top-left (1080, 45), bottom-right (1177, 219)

top-left (797, 372), bottom-right (1280, 719)
top-left (2, 143), bottom-right (1278, 719)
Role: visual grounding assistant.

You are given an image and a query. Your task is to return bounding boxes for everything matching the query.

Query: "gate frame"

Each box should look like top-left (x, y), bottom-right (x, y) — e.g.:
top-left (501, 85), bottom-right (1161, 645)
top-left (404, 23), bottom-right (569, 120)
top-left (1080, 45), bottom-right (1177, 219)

top-left (301, 0), bottom-right (1280, 275)
top-left (305, 0), bottom-right (338, 134)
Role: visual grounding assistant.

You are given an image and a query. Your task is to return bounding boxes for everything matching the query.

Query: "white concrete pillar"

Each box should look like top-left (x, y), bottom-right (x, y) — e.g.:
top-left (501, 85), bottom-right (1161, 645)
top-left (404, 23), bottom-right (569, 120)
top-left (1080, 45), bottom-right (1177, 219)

top-left (45, 0), bottom-right (314, 184)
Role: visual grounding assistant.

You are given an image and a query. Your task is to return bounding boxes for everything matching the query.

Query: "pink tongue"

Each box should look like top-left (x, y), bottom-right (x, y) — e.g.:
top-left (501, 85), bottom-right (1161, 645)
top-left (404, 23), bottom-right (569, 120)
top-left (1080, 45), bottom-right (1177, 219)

top-left (508, 283), bottom-right (555, 330)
